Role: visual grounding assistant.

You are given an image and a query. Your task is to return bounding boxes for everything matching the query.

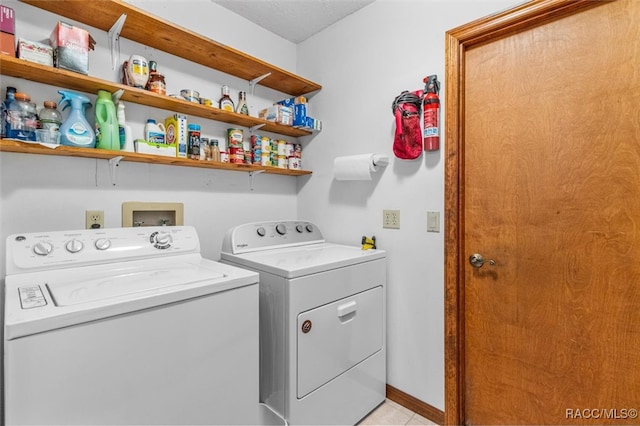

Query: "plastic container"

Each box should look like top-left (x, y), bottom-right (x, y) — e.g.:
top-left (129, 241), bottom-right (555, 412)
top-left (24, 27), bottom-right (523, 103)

top-left (6, 92), bottom-right (37, 141)
top-left (117, 102), bottom-right (134, 151)
top-left (58, 89), bottom-right (95, 148)
top-left (210, 138), bottom-right (221, 162)
top-left (219, 85), bottom-right (234, 111)
top-left (144, 119), bottom-right (165, 144)
top-left (187, 123), bottom-right (201, 160)
top-left (38, 100), bottom-right (62, 144)
top-left (95, 90), bottom-right (120, 150)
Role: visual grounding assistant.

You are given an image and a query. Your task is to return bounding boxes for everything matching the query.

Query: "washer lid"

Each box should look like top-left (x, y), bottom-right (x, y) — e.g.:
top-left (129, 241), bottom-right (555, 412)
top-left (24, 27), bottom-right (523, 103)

top-left (221, 243), bottom-right (386, 279)
top-left (4, 255), bottom-right (259, 340)
top-left (47, 263), bottom-right (225, 306)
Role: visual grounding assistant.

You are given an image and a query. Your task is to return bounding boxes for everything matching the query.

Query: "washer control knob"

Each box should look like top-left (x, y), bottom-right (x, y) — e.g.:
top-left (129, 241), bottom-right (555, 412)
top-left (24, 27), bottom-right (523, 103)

top-left (296, 225), bottom-right (304, 233)
top-left (151, 231), bottom-right (172, 249)
top-left (33, 241), bottom-right (53, 256)
top-left (95, 238), bottom-right (112, 250)
top-left (305, 224), bottom-right (314, 233)
top-left (256, 227), bottom-right (266, 237)
top-left (276, 224), bottom-right (287, 235)
top-left (65, 239), bottom-right (84, 253)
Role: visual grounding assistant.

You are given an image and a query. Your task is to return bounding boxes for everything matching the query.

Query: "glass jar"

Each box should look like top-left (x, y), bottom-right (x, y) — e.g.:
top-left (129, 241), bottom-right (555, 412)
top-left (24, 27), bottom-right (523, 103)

top-left (147, 73), bottom-right (166, 95)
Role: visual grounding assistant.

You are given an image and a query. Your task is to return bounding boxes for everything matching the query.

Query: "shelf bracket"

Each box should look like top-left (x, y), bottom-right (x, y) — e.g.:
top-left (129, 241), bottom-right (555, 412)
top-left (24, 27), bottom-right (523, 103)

top-left (248, 73), bottom-right (271, 116)
top-left (249, 73), bottom-right (271, 95)
top-left (108, 13), bottom-right (127, 70)
top-left (248, 170), bottom-right (265, 191)
top-left (108, 156), bottom-right (124, 186)
top-left (249, 124), bottom-right (265, 134)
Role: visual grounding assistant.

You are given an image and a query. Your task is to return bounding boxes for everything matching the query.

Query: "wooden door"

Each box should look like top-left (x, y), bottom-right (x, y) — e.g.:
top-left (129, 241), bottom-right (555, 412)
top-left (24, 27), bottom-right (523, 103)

top-left (445, 0), bottom-right (640, 424)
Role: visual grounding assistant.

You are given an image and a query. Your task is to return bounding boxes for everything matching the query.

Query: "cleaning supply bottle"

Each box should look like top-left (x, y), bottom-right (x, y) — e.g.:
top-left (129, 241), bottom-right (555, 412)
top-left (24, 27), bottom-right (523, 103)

top-left (58, 89), bottom-right (95, 147)
top-left (144, 119), bottom-right (165, 144)
top-left (116, 102), bottom-right (134, 151)
top-left (95, 89), bottom-right (120, 150)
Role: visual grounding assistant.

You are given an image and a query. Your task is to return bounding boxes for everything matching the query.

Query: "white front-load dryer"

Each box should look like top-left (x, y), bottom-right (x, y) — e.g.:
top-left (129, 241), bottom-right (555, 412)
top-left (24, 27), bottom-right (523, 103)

top-left (220, 221), bottom-right (386, 425)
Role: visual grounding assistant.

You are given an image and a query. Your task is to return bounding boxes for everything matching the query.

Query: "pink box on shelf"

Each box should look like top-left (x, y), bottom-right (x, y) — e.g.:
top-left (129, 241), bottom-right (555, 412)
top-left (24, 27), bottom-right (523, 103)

top-left (1, 5), bottom-right (15, 35)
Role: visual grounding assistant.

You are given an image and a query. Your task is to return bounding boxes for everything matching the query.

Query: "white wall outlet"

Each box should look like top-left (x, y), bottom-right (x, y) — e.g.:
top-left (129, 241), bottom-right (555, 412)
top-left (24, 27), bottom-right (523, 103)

top-left (383, 209), bottom-right (400, 229)
top-left (86, 210), bottom-right (105, 229)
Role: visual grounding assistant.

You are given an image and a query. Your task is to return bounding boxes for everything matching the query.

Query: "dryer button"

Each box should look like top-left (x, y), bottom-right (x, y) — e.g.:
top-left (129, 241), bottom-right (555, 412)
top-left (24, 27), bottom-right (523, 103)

top-left (276, 224), bottom-right (287, 235)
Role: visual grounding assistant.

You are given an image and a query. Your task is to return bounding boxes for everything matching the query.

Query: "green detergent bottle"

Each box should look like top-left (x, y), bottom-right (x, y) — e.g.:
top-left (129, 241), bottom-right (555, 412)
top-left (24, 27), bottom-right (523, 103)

top-left (95, 89), bottom-right (120, 151)
top-left (58, 90), bottom-right (95, 148)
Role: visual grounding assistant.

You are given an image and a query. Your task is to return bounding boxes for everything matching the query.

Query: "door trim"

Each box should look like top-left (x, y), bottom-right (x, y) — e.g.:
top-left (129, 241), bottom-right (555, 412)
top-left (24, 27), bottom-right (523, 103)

top-left (443, 1), bottom-right (602, 424)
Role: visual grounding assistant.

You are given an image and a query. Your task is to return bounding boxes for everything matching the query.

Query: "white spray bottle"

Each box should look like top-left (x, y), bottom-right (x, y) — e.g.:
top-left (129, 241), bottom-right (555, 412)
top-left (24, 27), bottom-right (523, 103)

top-left (112, 89), bottom-right (134, 152)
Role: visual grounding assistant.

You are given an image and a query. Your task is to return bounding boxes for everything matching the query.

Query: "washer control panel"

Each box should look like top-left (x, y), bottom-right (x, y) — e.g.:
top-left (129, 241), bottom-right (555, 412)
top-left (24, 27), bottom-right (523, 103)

top-left (6, 226), bottom-right (199, 274)
top-left (222, 221), bottom-right (324, 254)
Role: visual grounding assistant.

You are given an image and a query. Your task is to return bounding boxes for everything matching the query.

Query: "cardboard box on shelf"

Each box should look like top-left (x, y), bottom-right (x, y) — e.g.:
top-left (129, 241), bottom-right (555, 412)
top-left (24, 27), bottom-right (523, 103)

top-left (258, 105), bottom-right (293, 126)
top-left (17, 38), bottom-right (53, 66)
top-left (1, 5), bottom-right (15, 35)
top-left (0, 32), bottom-right (15, 57)
top-left (50, 21), bottom-right (95, 75)
top-left (134, 139), bottom-right (177, 157)
top-left (165, 114), bottom-right (188, 158)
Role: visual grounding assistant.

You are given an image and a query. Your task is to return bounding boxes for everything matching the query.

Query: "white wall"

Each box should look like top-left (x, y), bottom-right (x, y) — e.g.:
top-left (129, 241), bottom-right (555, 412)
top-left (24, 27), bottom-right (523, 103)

top-left (0, 0), bottom-right (524, 418)
top-left (0, 0), bottom-right (300, 272)
top-left (296, 0), bottom-right (522, 410)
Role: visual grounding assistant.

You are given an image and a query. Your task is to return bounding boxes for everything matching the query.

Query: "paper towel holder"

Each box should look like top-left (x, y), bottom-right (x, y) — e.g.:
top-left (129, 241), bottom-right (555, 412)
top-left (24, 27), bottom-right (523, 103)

top-left (372, 154), bottom-right (390, 167)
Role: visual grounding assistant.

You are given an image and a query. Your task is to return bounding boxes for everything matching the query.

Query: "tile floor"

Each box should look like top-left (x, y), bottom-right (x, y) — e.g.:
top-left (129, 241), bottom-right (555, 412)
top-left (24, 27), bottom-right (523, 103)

top-left (358, 399), bottom-right (438, 426)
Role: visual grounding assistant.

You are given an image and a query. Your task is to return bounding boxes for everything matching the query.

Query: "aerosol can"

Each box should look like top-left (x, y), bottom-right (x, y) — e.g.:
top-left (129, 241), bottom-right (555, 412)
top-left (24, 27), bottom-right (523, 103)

top-left (58, 90), bottom-right (95, 148)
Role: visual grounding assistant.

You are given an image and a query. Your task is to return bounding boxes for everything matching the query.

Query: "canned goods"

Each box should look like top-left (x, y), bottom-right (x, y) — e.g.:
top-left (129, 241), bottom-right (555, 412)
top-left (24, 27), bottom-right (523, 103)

top-left (285, 143), bottom-right (294, 157)
top-left (251, 134), bottom-right (261, 150)
top-left (261, 152), bottom-right (271, 166)
top-left (277, 155), bottom-right (288, 169)
top-left (229, 147), bottom-right (245, 164)
top-left (294, 144), bottom-right (302, 158)
top-left (261, 136), bottom-right (270, 151)
top-left (244, 150), bottom-right (252, 165)
top-left (227, 128), bottom-right (243, 148)
top-left (253, 148), bottom-right (262, 164)
top-left (288, 157), bottom-right (301, 170)
top-left (277, 140), bottom-right (287, 156)
top-left (221, 151), bottom-right (229, 163)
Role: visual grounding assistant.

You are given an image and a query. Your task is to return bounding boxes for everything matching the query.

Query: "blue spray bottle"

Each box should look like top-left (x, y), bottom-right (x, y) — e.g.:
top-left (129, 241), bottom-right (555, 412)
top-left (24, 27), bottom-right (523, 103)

top-left (58, 90), bottom-right (95, 148)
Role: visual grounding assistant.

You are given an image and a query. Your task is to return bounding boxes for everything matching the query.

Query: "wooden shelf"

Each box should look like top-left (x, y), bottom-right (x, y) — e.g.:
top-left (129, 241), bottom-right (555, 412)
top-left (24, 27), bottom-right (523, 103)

top-left (20, 0), bottom-right (322, 96)
top-left (0, 139), bottom-right (312, 176)
top-left (0, 56), bottom-right (314, 138)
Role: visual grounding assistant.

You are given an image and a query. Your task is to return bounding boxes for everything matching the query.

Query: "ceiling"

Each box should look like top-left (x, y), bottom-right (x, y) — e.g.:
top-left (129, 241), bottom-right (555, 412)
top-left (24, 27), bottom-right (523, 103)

top-left (211, 0), bottom-right (376, 43)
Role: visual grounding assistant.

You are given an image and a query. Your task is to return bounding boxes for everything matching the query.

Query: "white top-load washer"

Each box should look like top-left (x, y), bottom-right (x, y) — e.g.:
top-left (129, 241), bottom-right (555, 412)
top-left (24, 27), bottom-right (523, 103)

top-left (220, 220), bottom-right (386, 425)
top-left (4, 226), bottom-right (260, 425)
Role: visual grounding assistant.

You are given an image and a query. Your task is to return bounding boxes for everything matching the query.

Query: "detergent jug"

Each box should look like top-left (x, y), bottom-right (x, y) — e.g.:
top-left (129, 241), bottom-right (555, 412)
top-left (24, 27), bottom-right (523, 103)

top-left (58, 90), bottom-right (95, 148)
top-left (95, 90), bottom-right (120, 150)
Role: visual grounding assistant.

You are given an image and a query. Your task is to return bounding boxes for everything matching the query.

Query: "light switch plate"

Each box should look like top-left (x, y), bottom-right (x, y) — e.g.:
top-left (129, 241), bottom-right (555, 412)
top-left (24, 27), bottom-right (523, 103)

top-left (427, 211), bottom-right (440, 232)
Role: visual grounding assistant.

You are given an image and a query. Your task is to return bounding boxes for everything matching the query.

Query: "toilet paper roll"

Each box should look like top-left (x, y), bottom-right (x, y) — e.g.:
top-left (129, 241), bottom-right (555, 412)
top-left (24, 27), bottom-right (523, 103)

top-left (333, 153), bottom-right (382, 181)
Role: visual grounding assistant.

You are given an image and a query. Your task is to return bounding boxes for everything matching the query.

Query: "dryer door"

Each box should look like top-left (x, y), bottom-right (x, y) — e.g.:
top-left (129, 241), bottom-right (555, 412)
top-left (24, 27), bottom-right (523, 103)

top-left (296, 286), bottom-right (383, 398)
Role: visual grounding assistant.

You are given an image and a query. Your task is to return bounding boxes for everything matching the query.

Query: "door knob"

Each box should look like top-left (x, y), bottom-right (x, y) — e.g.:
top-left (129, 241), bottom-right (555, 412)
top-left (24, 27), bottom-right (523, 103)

top-left (469, 253), bottom-right (496, 268)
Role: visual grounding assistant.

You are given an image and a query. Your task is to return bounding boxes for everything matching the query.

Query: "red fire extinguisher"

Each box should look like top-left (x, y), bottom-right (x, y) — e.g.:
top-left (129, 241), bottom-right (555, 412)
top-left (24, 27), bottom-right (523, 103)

top-left (422, 75), bottom-right (440, 151)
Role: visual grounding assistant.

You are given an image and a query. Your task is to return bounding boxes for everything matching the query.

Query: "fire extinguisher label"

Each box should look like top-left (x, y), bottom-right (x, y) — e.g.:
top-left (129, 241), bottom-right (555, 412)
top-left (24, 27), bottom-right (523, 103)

top-left (424, 127), bottom-right (439, 137)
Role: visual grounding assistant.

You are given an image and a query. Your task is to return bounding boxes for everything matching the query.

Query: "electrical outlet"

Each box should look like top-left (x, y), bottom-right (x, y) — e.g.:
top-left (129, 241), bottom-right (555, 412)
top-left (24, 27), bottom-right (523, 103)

top-left (86, 210), bottom-right (105, 229)
top-left (383, 209), bottom-right (400, 229)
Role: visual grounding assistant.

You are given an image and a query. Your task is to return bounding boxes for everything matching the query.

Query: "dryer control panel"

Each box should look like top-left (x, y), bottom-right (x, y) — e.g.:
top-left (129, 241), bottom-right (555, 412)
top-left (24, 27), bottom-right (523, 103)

top-left (222, 220), bottom-right (324, 254)
top-left (6, 226), bottom-right (200, 274)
